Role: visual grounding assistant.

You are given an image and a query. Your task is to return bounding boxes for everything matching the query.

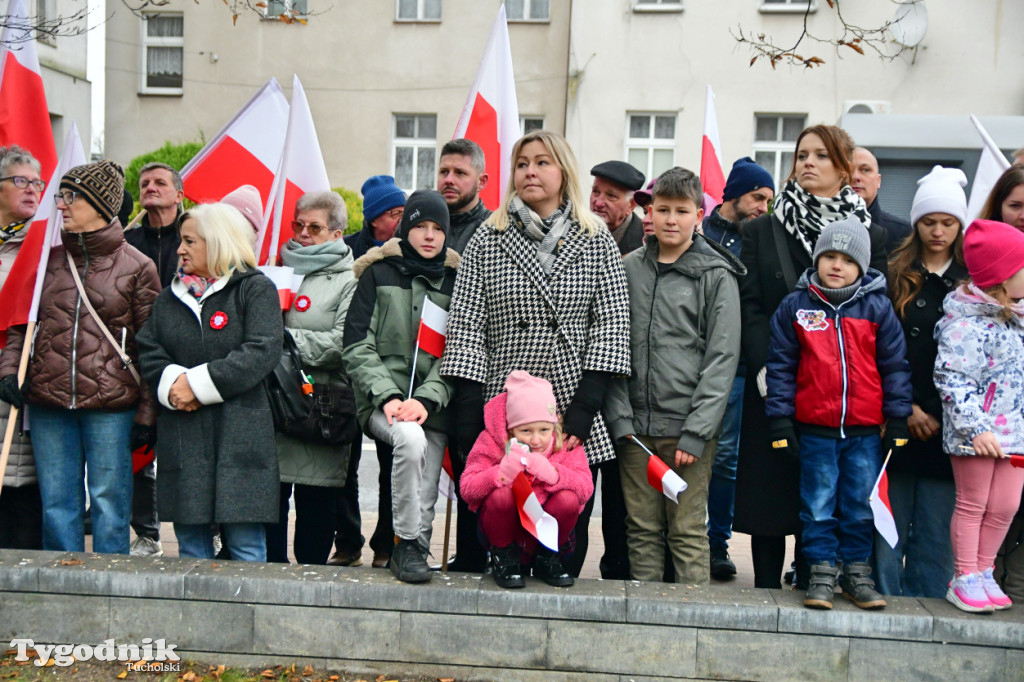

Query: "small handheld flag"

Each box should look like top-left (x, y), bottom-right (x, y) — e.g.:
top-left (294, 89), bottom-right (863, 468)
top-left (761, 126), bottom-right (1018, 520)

top-left (869, 450), bottom-right (899, 550)
top-left (629, 435), bottom-right (687, 503)
top-left (1010, 455), bottom-right (1024, 470)
top-left (512, 471), bottom-right (559, 551)
top-left (408, 297), bottom-right (448, 398)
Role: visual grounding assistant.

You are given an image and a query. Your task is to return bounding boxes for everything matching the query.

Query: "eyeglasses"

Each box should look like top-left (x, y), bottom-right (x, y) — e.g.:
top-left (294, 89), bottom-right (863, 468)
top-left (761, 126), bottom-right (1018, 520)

top-left (383, 208), bottom-right (403, 220)
top-left (1, 176), bottom-right (45, 192)
top-left (54, 190), bottom-right (79, 206)
top-left (291, 220), bottom-right (331, 236)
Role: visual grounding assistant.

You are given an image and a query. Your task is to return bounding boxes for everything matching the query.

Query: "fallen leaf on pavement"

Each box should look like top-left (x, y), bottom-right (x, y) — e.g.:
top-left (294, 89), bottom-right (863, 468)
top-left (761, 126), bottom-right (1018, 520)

top-left (260, 670), bottom-right (276, 678)
top-left (61, 559), bottom-right (83, 566)
top-left (116, 671), bottom-right (128, 679)
top-left (302, 665), bottom-right (314, 677)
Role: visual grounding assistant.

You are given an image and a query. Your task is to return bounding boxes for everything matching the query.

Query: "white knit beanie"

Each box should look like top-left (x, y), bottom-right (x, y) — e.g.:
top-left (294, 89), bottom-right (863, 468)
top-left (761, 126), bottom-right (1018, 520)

top-left (910, 166), bottom-right (968, 228)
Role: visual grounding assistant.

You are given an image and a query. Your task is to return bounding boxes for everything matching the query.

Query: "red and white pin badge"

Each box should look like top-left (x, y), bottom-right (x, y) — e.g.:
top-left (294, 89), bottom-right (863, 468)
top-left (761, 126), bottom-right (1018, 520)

top-left (294, 295), bottom-right (311, 312)
top-left (210, 311), bottom-right (228, 329)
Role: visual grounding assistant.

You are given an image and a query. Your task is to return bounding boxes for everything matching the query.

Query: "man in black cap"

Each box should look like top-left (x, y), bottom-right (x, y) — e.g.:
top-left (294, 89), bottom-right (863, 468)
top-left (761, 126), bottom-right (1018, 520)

top-left (590, 160), bottom-right (645, 256)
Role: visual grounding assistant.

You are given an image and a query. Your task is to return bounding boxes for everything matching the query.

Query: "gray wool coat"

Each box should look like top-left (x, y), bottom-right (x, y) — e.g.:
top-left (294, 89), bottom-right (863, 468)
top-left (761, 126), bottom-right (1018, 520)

top-left (137, 268), bottom-right (284, 525)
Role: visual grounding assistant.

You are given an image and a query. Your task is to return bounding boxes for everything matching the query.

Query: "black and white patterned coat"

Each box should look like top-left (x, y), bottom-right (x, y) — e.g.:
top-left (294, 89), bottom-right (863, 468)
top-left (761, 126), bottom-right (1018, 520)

top-left (440, 219), bottom-right (631, 465)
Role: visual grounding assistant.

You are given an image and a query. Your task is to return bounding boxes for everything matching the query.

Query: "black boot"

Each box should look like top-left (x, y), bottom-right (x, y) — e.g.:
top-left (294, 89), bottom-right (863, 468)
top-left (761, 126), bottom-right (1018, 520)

top-left (710, 545), bottom-right (737, 580)
top-left (490, 544), bottom-right (525, 589)
top-left (838, 562), bottom-right (886, 609)
top-left (533, 546), bottom-right (573, 587)
top-left (390, 539), bottom-right (432, 584)
top-left (804, 562), bottom-right (839, 609)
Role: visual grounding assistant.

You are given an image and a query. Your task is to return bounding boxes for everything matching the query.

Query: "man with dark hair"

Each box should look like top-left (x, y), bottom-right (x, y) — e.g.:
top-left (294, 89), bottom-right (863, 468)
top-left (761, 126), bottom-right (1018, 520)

top-left (437, 139), bottom-right (490, 255)
top-left (590, 160), bottom-right (645, 255)
top-left (851, 147), bottom-right (912, 254)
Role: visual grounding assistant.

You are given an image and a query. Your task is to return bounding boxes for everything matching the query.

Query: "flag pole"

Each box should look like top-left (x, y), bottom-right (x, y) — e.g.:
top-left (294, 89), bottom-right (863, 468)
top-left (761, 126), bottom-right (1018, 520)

top-left (628, 434), bottom-right (657, 458)
top-left (408, 319), bottom-right (423, 400)
top-left (441, 482), bottom-right (453, 573)
top-left (0, 320), bottom-right (35, 497)
top-left (868, 449), bottom-right (893, 502)
top-left (123, 209), bottom-right (146, 231)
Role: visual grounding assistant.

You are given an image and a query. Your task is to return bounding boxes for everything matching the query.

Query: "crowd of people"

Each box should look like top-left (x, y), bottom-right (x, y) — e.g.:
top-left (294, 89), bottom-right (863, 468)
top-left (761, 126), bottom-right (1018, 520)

top-left (0, 125), bottom-right (1023, 615)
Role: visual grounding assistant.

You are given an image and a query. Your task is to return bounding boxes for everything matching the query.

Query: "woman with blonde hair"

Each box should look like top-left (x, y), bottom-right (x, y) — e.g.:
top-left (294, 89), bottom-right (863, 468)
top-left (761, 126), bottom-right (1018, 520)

top-left (441, 130), bottom-right (631, 577)
top-left (138, 202), bottom-right (283, 561)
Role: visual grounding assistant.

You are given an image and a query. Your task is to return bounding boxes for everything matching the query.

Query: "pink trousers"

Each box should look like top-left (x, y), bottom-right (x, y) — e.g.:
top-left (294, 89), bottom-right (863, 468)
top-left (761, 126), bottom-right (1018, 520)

top-left (478, 486), bottom-right (580, 553)
top-left (949, 455), bottom-right (1024, 576)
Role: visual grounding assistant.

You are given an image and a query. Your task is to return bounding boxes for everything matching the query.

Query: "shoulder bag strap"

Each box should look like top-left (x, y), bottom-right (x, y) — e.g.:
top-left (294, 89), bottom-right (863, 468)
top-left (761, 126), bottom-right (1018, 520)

top-left (770, 218), bottom-right (798, 292)
top-left (65, 249), bottom-right (142, 385)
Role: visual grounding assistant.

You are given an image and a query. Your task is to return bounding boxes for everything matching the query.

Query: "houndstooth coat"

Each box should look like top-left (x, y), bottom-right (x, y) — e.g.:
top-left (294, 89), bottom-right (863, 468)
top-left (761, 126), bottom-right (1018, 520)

top-left (440, 218), bottom-right (631, 464)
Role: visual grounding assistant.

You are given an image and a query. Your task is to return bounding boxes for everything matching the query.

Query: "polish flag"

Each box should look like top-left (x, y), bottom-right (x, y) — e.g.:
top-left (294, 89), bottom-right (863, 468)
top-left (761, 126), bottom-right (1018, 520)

top-left (416, 297), bottom-right (448, 358)
top-left (512, 470), bottom-right (558, 551)
top-left (437, 447), bottom-right (456, 502)
top-left (700, 85), bottom-right (726, 212)
top-left (180, 77), bottom-right (289, 227)
top-left (870, 466), bottom-right (899, 549)
top-left (257, 74), bottom-right (332, 266)
top-left (966, 115), bottom-right (1011, 222)
top-left (453, 4), bottom-right (520, 211)
top-left (647, 454), bottom-right (688, 504)
top-left (0, 123), bottom-right (86, 348)
top-left (1011, 455), bottom-right (1024, 470)
top-left (0, 0), bottom-right (57, 180)
top-left (257, 265), bottom-right (304, 310)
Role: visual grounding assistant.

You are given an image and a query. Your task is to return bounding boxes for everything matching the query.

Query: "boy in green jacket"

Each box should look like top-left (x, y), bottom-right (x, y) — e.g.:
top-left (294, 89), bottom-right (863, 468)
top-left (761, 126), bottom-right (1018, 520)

top-left (605, 168), bottom-right (744, 584)
top-left (342, 190), bottom-right (459, 584)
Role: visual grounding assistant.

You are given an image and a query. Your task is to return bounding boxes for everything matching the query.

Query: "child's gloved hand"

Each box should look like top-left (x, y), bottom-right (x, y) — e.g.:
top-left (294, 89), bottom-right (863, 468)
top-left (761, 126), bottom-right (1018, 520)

top-left (768, 418), bottom-right (799, 463)
top-left (882, 418), bottom-right (911, 456)
top-left (524, 452), bottom-right (559, 484)
top-left (496, 453), bottom-right (524, 486)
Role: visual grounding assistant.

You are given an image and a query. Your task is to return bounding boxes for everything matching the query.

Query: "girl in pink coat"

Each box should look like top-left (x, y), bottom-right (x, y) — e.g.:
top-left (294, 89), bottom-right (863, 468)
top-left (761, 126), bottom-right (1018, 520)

top-left (460, 371), bottom-right (594, 589)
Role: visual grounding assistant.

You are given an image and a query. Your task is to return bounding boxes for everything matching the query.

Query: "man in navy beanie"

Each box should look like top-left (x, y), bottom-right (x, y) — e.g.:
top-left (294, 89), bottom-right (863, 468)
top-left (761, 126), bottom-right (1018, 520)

top-left (344, 175), bottom-right (407, 260)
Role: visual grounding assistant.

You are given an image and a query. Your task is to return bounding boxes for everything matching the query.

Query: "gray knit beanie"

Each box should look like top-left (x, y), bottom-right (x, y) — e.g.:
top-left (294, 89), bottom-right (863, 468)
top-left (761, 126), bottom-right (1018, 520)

top-left (813, 217), bottom-right (871, 275)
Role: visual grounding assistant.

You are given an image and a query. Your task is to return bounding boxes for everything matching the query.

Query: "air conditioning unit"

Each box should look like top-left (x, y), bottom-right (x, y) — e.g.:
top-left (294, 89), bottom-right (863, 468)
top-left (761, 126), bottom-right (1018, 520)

top-left (843, 100), bottom-right (893, 115)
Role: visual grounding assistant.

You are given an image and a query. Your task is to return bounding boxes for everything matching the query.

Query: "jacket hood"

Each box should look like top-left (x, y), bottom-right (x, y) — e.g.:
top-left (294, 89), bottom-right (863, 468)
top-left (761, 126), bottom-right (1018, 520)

top-left (352, 237), bottom-right (460, 279)
top-left (935, 287), bottom-right (1024, 337)
top-left (643, 232), bottom-right (746, 278)
top-left (796, 266), bottom-right (887, 303)
top-left (62, 219), bottom-right (126, 257)
top-left (483, 391), bottom-right (513, 450)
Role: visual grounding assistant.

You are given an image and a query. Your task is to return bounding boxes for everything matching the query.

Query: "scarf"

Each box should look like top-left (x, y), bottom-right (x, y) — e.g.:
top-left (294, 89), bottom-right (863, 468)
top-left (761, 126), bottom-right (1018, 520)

top-left (772, 179), bottom-right (871, 259)
top-left (279, 238), bottom-right (351, 275)
top-left (810, 272), bottom-right (860, 305)
top-left (397, 238), bottom-right (447, 279)
top-left (0, 220), bottom-right (27, 246)
top-left (177, 267), bottom-right (217, 299)
top-left (509, 195), bottom-right (573, 275)
top-left (966, 282), bottom-right (1024, 317)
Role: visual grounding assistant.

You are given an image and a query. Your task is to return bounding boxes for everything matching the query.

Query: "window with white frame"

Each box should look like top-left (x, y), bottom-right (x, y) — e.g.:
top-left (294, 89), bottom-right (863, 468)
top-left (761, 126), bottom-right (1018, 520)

top-left (504, 0), bottom-right (549, 21)
top-left (759, 0), bottom-right (817, 13)
top-left (140, 13), bottom-right (183, 95)
top-left (633, 0), bottom-right (683, 12)
top-left (752, 113), bottom-right (807, 186)
top-left (36, 0), bottom-right (56, 45)
top-left (520, 116), bottom-right (545, 135)
top-left (264, 0), bottom-right (307, 19)
top-left (392, 114), bottom-right (437, 192)
top-left (396, 0), bottom-right (441, 21)
top-left (626, 113), bottom-right (676, 180)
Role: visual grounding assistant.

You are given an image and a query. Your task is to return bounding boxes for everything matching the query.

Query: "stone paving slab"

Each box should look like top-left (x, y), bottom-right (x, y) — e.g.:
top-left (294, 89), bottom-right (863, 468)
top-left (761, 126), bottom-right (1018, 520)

top-left (772, 588), bottom-right (934, 641)
top-left (399, 612), bottom-right (549, 669)
top-left (252, 604), bottom-right (399, 661)
top-left (0, 549), bottom-right (66, 591)
top-left (0, 592), bottom-right (110, 643)
top-left (330, 566), bottom-right (481, 614)
top-left (109, 596), bottom-right (254, 652)
top-left (547, 620), bottom-right (698, 678)
top-left (921, 597), bottom-right (1024, 648)
top-left (477, 575), bottom-right (628, 622)
top-left (626, 581), bottom-right (778, 631)
top-left (37, 551), bottom-right (195, 599)
top-left (847, 638), bottom-right (1008, 682)
top-left (184, 560), bottom-right (340, 606)
top-left (696, 629), bottom-right (850, 682)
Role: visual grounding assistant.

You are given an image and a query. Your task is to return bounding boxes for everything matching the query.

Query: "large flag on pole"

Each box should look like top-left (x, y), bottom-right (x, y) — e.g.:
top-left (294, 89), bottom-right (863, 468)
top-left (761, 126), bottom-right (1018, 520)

top-left (256, 74), bottom-right (331, 266)
top-left (700, 85), bottom-right (726, 212)
top-left (0, 0), bottom-right (57, 180)
top-left (453, 4), bottom-right (519, 211)
top-left (180, 78), bottom-right (289, 219)
top-left (966, 114), bottom-right (1011, 222)
top-left (0, 122), bottom-right (86, 347)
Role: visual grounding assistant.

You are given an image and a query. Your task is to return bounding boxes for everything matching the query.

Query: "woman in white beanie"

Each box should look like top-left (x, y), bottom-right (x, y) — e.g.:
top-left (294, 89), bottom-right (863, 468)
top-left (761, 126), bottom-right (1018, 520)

top-left (877, 166), bottom-right (969, 599)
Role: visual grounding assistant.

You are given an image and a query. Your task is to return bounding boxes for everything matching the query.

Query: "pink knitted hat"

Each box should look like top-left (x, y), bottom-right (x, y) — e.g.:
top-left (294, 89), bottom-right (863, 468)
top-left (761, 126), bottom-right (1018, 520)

top-left (221, 185), bottom-right (263, 235)
top-left (964, 219), bottom-right (1024, 289)
top-left (504, 370), bottom-right (558, 430)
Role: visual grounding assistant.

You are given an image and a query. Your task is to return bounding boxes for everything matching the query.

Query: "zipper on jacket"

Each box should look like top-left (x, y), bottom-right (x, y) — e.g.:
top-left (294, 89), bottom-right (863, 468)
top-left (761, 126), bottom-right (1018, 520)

top-left (643, 265), bottom-right (661, 432)
top-left (69, 234), bottom-right (90, 409)
top-left (834, 312), bottom-right (848, 438)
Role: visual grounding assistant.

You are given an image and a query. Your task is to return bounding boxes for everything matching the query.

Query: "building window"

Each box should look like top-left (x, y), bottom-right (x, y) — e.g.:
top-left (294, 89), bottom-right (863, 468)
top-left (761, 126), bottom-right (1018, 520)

top-left (504, 0), bottom-right (549, 21)
top-left (264, 0), bottom-right (307, 19)
top-left (759, 0), bottom-right (817, 13)
top-left (396, 0), bottom-right (441, 21)
top-left (752, 113), bottom-right (807, 186)
top-left (520, 116), bottom-right (545, 135)
top-left (140, 13), bottom-right (183, 96)
top-left (633, 0), bottom-right (684, 12)
top-left (392, 114), bottom-right (437, 192)
top-left (626, 113), bottom-right (676, 180)
top-left (36, 0), bottom-right (57, 45)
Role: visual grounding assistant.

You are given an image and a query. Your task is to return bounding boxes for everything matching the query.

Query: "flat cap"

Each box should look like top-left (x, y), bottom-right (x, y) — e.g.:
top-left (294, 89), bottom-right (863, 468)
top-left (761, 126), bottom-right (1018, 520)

top-left (590, 160), bottom-right (645, 192)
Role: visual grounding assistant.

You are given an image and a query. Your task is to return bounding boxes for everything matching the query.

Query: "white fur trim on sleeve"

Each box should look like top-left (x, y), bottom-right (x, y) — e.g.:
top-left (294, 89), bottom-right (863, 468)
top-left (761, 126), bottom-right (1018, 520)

top-left (157, 364), bottom-right (189, 410)
top-left (185, 363), bottom-right (225, 405)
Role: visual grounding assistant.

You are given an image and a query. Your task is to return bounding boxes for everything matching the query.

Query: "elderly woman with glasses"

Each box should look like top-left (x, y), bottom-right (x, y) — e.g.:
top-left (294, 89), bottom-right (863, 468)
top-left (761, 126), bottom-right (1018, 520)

top-left (263, 192), bottom-right (359, 565)
top-left (0, 160), bottom-right (160, 555)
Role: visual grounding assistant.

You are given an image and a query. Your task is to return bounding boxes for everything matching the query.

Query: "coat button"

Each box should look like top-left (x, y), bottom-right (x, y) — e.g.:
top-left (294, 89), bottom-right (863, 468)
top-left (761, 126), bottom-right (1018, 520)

top-left (549, 318), bottom-right (558, 330)
top-left (518, 320), bottom-right (528, 329)
top-left (775, 272), bottom-right (783, 279)
top-left (910, 327), bottom-right (920, 337)
top-left (916, 299), bottom-right (927, 308)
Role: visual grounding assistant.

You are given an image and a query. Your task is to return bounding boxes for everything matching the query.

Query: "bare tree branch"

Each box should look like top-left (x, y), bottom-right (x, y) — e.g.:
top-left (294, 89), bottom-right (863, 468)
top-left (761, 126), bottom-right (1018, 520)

top-left (0, 6), bottom-right (91, 45)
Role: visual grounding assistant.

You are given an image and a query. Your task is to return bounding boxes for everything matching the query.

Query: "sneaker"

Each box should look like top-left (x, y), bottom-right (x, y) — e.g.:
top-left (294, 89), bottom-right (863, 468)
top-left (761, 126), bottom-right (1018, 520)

top-left (710, 545), bottom-right (737, 580)
top-left (371, 552), bottom-right (390, 569)
top-left (129, 536), bottom-right (163, 557)
top-left (326, 549), bottom-right (363, 567)
top-left (980, 567), bottom-right (1013, 610)
top-left (946, 573), bottom-right (995, 613)
top-left (389, 539), bottom-right (431, 584)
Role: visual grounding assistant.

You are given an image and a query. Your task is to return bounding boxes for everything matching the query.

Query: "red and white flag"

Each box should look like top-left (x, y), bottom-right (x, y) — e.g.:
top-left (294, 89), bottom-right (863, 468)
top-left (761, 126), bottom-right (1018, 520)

top-left (512, 470), bottom-right (558, 551)
top-left (257, 265), bottom-right (304, 310)
top-left (416, 297), bottom-right (448, 358)
top-left (0, 0), bottom-right (57, 180)
top-left (453, 4), bottom-right (520, 211)
top-left (966, 114), bottom-right (1011, 222)
top-left (0, 122), bottom-right (86, 348)
top-left (180, 77), bottom-right (289, 228)
top-left (1010, 455), bottom-right (1024, 470)
top-left (437, 447), bottom-right (456, 502)
top-left (700, 85), bottom-right (726, 213)
top-left (647, 454), bottom-right (688, 504)
top-left (870, 465), bottom-right (899, 549)
top-left (256, 74), bottom-right (332, 265)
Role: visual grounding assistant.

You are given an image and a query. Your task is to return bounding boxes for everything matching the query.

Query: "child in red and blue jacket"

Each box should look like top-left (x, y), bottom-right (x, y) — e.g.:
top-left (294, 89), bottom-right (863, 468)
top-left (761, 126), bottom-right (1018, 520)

top-left (766, 217), bottom-right (912, 611)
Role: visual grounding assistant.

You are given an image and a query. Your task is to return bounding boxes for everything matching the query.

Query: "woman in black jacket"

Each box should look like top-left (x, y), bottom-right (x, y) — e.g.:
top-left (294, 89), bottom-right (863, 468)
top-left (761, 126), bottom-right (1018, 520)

top-left (734, 125), bottom-right (889, 589)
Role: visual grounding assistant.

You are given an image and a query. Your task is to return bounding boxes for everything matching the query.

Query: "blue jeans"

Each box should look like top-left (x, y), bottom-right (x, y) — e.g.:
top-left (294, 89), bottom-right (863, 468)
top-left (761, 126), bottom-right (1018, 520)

top-left (872, 472), bottom-right (955, 598)
top-left (799, 431), bottom-right (881, 565)
top-left (30, 406), bottom-right (135, 554)
top-left (175, 522), bottom-right (267, 562)
top-left (707, 376), bottom-right (744, 549)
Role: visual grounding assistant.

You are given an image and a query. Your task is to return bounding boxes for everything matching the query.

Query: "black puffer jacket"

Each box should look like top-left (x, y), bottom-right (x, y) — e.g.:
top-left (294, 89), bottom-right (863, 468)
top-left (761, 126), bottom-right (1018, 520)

top-left (124, 210), bottom-right (184, 288)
